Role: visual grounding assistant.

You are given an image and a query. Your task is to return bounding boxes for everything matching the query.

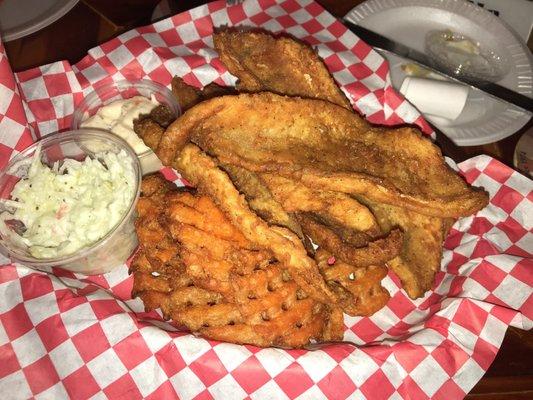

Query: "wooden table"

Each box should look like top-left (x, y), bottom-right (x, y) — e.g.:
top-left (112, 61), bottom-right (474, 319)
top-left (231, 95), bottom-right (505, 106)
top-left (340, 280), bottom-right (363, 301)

top-left (3, 1), bottom-right (532, 398)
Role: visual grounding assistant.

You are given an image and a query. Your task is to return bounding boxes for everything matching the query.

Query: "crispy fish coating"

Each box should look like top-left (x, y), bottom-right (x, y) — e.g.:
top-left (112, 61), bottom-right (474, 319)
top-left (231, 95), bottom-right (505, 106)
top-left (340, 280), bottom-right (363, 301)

top-left (260, 173), bottom-right (380, 236)
top-left (296, 212), bottom-right (403, 267)
top-left (164, 92), bottom-right (487, 218)
top-left (138, 78), bottom-right (305, 248)
top-left (214, 29), bottom-right (352, 109)
top-left (315, 248), bottom-right (390, 317)
top-left (221, 164), bottom-right (311, 252)
top-left (135, 77), bottom-right (236, 153)
top-left (171, 76), bottom-right (203, 110)
top-left (173, 144), bottom-right (336, 304)
top-left (171, 76), bottom-right (236, 111)
top-left (133, 117), bottom-right (165, 154)
top-left (132, 175), bottom-right (343, 347)
top-left (149, 104), bottom-right (176, 127)
top-left (356, 196), bottom-right (454, 299)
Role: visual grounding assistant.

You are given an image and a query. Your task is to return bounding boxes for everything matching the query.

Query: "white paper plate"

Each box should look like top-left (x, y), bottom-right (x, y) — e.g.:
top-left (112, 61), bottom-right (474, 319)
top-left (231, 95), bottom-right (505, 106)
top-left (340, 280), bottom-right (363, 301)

top-left (346, 0), bottom-right (533, 146)
top-left (0, 0), bottom-right (79, 42)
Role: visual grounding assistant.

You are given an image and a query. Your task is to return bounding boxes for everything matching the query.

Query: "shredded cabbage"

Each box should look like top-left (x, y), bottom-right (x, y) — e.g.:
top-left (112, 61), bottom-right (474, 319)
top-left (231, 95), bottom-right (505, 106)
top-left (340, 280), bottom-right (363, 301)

top-left (0, 147), bottom-right (136, 258)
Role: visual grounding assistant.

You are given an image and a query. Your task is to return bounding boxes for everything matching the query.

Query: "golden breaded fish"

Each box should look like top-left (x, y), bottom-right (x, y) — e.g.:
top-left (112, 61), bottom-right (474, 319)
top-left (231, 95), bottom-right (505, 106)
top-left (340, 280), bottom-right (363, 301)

top-left (162, 92), bottom-right (488, 218)
top-left (214, 29), bottom-right (352, 109)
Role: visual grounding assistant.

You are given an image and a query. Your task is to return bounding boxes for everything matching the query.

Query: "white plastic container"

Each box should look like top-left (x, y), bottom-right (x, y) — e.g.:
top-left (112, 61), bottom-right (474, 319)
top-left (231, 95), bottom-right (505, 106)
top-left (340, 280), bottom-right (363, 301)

top-left (72, 79), bottom-right (180, 175)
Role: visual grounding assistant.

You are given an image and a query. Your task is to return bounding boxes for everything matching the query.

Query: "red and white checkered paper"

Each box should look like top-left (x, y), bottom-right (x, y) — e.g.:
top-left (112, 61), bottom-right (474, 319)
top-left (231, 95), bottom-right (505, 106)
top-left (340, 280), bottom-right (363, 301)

top-left (0, 1), bottom-right (531, 399)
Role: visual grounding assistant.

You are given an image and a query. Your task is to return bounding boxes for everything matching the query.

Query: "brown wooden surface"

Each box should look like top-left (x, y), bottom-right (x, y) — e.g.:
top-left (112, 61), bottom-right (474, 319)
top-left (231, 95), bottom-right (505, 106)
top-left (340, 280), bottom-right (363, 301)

top-left (3, 1), bottom-right (532, 398)
top-left (4, 0), bottom-right (160, 71)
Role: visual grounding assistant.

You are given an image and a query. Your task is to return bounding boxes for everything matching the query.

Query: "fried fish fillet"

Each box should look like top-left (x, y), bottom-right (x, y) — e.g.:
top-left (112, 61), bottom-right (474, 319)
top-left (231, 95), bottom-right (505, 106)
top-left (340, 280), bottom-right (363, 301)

top-left (209, 263), bottom-right (341, 348)
top-left (260, 173), bottom-right (380, 237)
top-left (162, 92), bottom-right (487, 218)
top-left (136, 28), bottom-right (486, 303)
top-left (134, 117), bottom-right (165, 152)
top-left (220, 164), bottom-right (312, 253)
top-left (132, 175), bottom-right (343, 347)
top-left (296, 212), bottom-right (403, 267)
top-left (134, 118), bottom-right (313, 253)
top-left (134, 77), bottom-right (235, 163)
top-left (214, 29), bottom-right (352, 109)
top-left (354, 196), bottom-right (454, 298)
top-left (173, 144), bottom-right (337, 304)
top-left (171, 76), bottom-right (236, 110)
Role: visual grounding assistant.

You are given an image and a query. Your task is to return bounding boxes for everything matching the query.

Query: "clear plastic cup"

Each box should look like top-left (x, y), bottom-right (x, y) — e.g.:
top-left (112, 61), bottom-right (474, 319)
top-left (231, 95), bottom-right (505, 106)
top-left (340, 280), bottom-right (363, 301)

top-left (72, 79), bottom-right (180, 175)
top-left (0, 129), bottom-right (142, 275)
top-left (425, 30), bottom-right (510, 82)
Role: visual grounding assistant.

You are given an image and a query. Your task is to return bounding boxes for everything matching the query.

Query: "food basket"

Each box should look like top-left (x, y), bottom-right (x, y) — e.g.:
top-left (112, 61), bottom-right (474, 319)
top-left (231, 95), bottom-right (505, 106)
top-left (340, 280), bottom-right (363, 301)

top-left (0, 1), bottom-right (530, 399)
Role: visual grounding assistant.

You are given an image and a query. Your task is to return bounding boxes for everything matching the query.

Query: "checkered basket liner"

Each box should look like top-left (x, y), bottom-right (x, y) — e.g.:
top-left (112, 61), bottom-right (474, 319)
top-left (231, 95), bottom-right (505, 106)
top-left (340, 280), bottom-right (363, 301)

top-left (0, 1), bottom-right (531, 399)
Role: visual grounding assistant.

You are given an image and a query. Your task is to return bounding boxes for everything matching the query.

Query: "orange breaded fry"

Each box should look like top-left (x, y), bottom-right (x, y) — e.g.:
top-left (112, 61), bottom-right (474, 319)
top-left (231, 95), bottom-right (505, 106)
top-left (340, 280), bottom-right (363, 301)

top-left (166, 191), bottom-right (250, 245)
top-left (316, 248), bottom-right (390, 317)
top-left (132, 174), bottom-right (344, 347)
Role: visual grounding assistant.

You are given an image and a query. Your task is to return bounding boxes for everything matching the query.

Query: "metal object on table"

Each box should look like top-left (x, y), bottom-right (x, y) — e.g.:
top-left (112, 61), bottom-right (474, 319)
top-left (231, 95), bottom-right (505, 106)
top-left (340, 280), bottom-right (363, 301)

top-left (343, 20), bottom-right (533, 114)
top-left (344, 0), bottom-right (532, 147)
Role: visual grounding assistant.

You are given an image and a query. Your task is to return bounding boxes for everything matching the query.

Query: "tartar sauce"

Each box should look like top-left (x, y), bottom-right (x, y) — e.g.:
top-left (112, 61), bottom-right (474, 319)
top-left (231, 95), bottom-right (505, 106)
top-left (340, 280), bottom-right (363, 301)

top-left (81, 96), bottom-right (158, 154)
top-left (0, 147), bottom-right (136, 258)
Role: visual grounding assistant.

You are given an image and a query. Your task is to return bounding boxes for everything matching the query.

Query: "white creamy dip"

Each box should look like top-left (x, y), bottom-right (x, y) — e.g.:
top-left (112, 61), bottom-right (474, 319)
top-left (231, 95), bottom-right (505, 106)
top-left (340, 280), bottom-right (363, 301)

top-left (80, 96), bottom-right (158, 154)
top-left (0, 147), bottom-right (136, 259)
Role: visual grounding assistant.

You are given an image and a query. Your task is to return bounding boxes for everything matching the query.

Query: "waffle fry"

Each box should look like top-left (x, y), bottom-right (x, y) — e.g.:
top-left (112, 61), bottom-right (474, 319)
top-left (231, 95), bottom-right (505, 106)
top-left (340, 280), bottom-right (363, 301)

top-left (132, 175), bottom-right (343, 347)
top-left (315, 248), bottom-right (390, 317)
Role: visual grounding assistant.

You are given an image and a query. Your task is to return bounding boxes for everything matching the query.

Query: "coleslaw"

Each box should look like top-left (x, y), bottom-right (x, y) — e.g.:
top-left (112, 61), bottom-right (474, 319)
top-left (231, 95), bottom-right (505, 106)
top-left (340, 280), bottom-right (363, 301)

top-left (0, 145), bottom-right (136, 258)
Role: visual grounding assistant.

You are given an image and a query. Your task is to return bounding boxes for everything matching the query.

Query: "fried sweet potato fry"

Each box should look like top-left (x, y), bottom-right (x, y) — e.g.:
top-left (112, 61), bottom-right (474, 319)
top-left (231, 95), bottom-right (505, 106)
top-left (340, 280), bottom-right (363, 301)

top-left (214, 29), bottom-right (352, 109)
top-left (315, 248), bottom-right (390, 317)
top-left (173, 144), bottom-right (336, 304)
top-left (204, 264), bottom-right (342, 347)
top-left (132, 175), bottom-right (344, 347)
top-left (134, 176), bottom-right (178, 269)
top-left (164, 92), bottom-right (488, 218)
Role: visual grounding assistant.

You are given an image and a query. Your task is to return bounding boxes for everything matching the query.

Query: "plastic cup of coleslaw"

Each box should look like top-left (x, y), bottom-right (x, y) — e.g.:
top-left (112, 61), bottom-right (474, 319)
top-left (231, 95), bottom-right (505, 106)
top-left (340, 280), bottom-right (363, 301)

top-left (72, 79), bottom-right (180, 175)
top-left (0, 129), bottom-right (142, 275)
